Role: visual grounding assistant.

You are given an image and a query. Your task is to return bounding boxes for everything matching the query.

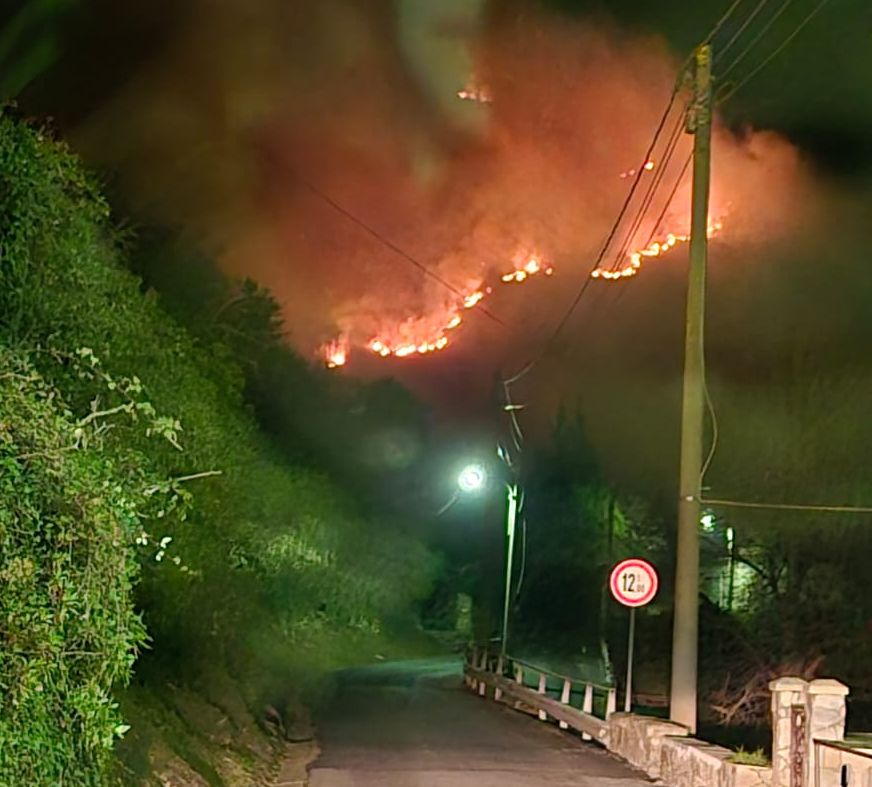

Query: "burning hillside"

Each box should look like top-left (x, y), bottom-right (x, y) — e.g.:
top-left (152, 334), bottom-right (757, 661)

top-left (71, 1), bottom-right (814, 374)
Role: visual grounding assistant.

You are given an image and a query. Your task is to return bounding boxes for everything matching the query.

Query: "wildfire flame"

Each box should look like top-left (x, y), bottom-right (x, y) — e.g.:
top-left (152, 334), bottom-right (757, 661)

top-left (463, 291), bottom-right (484, 308)
top-left (457, 78), bottom-right (492, 104)
top-left (619, 160), bottom-right (655, 179)
top-left (590, 219), bottom-right (724, 281)
top-left (501, 254), bottom-right (554, 283)
top-left (318, 154), bottom-right (728, 368)
top-left (320, 215), bottom-right (728, 367)
top-left (324, 337), bottom-right (349, 368)
top-left (319, 249), bottom-right (552, 367)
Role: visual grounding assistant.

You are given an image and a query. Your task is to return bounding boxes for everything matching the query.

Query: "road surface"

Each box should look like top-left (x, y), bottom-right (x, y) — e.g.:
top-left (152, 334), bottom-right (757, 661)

top-left (307, 658), bottom-right (650, 787)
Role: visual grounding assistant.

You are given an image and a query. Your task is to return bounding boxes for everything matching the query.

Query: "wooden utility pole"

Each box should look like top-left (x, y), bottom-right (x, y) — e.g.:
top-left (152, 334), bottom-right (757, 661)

top-left (669, 43), bottom-right (713, 734)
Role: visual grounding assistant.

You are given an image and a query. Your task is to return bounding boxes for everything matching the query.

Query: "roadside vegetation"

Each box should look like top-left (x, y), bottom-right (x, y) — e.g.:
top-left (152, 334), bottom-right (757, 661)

top-left (0, 112), bottom-right (440, 785)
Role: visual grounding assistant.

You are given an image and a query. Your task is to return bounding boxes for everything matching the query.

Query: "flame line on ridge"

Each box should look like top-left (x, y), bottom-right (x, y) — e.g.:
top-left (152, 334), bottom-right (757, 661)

top-left (498, 0), bottom-right (758, 389)
top-left (605, 151), bottom-right (694, 308)
top-left (504, 79), bottom-right (693, 382)
top-left (604, 110), bottom-right (689, 276)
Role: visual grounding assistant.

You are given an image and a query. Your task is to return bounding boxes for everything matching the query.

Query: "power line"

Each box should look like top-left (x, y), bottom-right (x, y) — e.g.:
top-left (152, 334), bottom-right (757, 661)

top-left (673, 0), bottom-right (748, 76)
top-left (716, 0), bottom-right (835, 104)
top-left (298, 177), bottom-right (506, 327)
top-left (499, 0), bottom-right (750, 385)
top-left (717, 0), bottom-right (796, 81)
top-left (700, 497), bottom-right (872, 514)
top-left (604, 0), bottom-right (798, 282)
top-left (579, 0), bottom-right (836, 479)
top-left (503, 381), bottom-right (525, 452)
top-left (604, 150), bottom-right (692, 310)
top-left (514, 513), bottom-right (528, 602)
top-left (700, 376), bottom-right (720, 483)
top-left (714, 0), bottom-right (773, 65)
top-left (602, 146), bottom-right (718, 491)
top-left (704, 0), bottom-right (752, 46)
top-left (606, 110), bottom-right (689, 275)
top-left (500, 92), bottom-right (684, 385)
top-left (494, 0), bottom-right (767, 637)
top-left (698, 0), bottom-right (838, 485)
top-left (644, 153), bottom-right (693, 249)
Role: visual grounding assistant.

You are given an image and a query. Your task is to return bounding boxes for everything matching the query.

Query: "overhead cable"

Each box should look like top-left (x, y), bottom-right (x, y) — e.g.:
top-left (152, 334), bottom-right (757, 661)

top-left (500, 91), bottom-right (684, 385)
top-left (714, 0), bottom-right (773, 65)
top-left (700, 497), bottom-right (872, 514)
top-left (499, 0), bottom-right (801, 387)
top-left (606, 110), bottom-right (689, 275)
top-left (716, 0), bottom-right (836, 104)
top-left (717, 0), bottom-right (796, 81)
top-left (298, 177), bottom-right (506, 327)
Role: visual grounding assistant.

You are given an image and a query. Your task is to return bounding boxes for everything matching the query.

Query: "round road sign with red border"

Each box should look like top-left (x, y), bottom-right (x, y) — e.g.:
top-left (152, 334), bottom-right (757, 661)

top-left (610, 558), bottom-right (658, 608)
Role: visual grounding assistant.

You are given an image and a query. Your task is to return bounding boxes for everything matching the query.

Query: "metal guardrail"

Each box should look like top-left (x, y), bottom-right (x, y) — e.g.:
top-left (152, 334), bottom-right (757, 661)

top-left (463, 646), bottom-right (617, 745)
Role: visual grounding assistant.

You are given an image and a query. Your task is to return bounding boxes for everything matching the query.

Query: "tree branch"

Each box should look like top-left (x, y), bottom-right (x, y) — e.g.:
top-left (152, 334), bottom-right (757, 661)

top-left (78, 403), bottom-right (129, 427)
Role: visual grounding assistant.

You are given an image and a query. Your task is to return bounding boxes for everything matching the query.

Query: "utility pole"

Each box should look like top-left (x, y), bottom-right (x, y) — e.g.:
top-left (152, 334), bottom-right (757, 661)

top-left (670, 43), bottom-right (713, 734)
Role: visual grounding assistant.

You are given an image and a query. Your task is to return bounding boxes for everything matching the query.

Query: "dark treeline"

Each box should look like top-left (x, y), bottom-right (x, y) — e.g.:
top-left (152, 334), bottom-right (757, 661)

top-left (503, 234), bottom-right (872, 728)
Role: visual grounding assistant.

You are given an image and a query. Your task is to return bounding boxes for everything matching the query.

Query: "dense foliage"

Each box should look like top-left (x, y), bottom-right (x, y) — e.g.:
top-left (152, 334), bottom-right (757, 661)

top-left (0, 113), bottom-right (437, 784)
top-left (0, 351), bottom-right (146, 782)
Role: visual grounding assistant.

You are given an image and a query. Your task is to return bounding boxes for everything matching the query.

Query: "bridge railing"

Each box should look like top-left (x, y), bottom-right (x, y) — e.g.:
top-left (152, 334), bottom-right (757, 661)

top-left (463, 645), bottom-right (617, 745)
top-left (467, 650), bottom-right (869, 787)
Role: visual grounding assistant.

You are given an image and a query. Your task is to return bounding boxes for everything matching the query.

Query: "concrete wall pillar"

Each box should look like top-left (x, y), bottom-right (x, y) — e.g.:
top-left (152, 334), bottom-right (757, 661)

top-left (770, 677), bottom-right (849, 787)
top-left (806, 679), bottom-right (849, 786)
top-left (769, 677), bottom-right (808, 787)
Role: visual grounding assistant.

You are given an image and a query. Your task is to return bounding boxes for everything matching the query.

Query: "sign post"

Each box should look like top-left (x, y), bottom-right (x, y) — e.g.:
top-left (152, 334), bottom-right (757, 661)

top-left (609, 558), bottom-right (659, 714)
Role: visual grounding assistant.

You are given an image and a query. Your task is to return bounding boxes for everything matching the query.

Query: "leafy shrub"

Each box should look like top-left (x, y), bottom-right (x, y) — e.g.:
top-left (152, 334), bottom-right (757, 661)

top-left (0, 111), bottom-right (438, 783)
top-left (0, 349), bottom-right (149, 784)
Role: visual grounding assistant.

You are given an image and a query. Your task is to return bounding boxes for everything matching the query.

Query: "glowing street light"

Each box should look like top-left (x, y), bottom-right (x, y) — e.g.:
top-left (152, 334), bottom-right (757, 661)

top-left (456, 461), bottom-right (518, 659)
top-left (457, 463), bottom-right (487, 493)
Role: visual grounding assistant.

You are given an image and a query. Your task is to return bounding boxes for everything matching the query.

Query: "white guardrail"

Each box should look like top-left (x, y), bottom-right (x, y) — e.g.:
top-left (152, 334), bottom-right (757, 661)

top-left (463, 646), bottom-right (617, 745)
top-left (467, 648), bottom-right (872, 787)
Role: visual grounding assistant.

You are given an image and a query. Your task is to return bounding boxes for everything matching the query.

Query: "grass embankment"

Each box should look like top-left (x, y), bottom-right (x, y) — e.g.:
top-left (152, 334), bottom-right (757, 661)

top-left (0, 112), bottom-right (439, 785)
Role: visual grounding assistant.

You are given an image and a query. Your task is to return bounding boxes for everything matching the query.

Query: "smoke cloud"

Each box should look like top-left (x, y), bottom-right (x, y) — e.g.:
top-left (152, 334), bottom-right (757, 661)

top-left (71, 0), bottom-right (813, 376)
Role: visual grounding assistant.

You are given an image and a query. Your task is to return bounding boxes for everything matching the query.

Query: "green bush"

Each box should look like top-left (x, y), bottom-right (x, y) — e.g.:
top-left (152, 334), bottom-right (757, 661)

top-left (0, 349), bottom-right (148, 784)
top-left (0, 111), bottom-right (438, 783)
top-left (728, 747), bottom-right (769, 767)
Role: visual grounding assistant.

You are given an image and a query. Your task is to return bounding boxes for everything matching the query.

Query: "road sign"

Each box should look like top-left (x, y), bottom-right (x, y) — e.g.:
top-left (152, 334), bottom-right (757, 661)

top-left (609, 558), bottom-right (658, 713)
top-left (610, 558), bottom-right (658, 608)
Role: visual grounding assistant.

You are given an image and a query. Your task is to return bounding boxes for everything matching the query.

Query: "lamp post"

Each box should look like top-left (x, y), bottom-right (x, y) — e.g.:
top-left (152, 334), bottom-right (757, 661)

top-left (456, 464), bottom-right (518, 659)
top-left (500, 483), bottom-right (519, 660)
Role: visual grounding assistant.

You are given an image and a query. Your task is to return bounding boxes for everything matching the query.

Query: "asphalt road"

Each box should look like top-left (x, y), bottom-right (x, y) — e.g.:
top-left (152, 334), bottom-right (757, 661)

top-left (308, 658), bottom-right (651, 787)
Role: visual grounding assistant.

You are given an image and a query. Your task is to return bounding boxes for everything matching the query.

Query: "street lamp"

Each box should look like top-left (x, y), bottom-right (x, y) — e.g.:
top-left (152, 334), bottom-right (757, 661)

top-left (457, 463), bottom-right (487, 494)
top-left (456, 463), bottom-right (518, 660)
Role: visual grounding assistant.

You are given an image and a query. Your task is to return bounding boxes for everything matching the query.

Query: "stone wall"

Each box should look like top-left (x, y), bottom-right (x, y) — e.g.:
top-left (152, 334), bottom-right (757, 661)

top-left (606, 713), bottom-right (688, 777)
top-left (659, 736), bottom-right (771, 787)
top-left (606, 714), bottom-right (771, 787)
top-left (605, 676), bottom-right (853, 787)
